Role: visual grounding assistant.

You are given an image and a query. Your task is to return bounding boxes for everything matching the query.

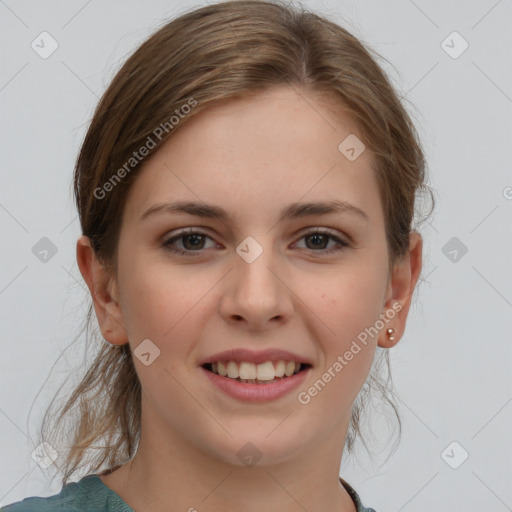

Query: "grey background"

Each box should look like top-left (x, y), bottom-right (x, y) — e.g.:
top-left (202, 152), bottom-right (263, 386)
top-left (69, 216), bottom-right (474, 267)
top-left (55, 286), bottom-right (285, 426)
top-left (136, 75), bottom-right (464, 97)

top-left (1, 0), bottom-right (511, 510)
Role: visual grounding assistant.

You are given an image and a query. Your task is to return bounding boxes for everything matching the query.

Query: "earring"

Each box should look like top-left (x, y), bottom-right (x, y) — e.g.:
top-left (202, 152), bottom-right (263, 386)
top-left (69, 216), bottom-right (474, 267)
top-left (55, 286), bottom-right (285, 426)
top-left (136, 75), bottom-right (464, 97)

top-left (386, 328), bottom-right (396, 341)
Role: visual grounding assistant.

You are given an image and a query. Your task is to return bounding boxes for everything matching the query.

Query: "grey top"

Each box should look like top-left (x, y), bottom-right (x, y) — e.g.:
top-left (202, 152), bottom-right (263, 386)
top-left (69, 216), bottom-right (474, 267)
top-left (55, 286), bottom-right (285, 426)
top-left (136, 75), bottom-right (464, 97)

top-left (2, 474), bottom-right (377, 511)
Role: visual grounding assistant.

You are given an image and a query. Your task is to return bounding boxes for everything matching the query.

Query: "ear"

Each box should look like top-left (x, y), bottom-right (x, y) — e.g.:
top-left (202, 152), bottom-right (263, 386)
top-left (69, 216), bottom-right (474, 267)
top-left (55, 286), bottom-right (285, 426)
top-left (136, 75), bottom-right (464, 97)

top-left (378, 231), bottom-right (423, 348)
top-left (76, 235), bottom-right (128, 345)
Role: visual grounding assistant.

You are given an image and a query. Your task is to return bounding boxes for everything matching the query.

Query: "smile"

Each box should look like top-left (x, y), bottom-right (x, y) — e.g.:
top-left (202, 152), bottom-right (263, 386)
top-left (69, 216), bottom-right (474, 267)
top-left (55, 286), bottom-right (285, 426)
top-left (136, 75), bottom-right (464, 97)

top-left (203, 360), bottom-right (310, 383)
top-left (201, 361), bottom-right (312, 402)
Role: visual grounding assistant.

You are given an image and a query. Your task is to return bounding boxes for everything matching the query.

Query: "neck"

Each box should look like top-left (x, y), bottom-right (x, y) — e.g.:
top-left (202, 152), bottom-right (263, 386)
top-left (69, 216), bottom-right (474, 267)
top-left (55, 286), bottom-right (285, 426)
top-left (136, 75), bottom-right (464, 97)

top-left (100, 407), bottom-right (357, 512)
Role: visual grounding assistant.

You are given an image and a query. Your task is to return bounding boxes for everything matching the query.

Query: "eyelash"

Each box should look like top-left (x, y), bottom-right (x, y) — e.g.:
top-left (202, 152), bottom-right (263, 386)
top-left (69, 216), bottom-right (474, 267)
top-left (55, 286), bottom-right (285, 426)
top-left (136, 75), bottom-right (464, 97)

top-left (162, 228), bottom-right (349, 257)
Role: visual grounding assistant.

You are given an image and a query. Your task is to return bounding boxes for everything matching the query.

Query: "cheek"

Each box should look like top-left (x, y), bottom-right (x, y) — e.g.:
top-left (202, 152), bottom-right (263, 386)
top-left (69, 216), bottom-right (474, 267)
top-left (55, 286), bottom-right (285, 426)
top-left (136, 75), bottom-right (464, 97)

top-left (117, 254), bottom-right (215, 355)
top-left (299, 254), bottom-right (387, 385)
top-left (311, 260), bottom-right (386, 336)
top-left (117, 263), bottom-right (212, 407)
top-left (297, 278), bottom-right (382, 414)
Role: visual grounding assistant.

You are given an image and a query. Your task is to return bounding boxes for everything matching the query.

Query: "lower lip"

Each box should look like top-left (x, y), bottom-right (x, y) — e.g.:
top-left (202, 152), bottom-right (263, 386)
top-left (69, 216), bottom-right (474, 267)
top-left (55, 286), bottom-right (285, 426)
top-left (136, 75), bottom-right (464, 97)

top-left (201, 366), bottom-right (311, 403)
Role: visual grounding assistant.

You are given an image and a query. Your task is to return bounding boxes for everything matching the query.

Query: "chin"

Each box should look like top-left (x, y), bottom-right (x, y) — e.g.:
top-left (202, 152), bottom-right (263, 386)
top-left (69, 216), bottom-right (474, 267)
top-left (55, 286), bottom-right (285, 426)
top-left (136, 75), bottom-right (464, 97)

top-left (202, 428), bottom-right (306, 469)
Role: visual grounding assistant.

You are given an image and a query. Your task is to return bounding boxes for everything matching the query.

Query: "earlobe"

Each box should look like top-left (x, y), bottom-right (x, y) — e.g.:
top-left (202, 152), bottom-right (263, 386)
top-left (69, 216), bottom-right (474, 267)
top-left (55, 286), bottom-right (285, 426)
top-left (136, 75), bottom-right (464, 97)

top-left (378, 231), bottom-right (423, 348)
top-left (76, 235), bottom-right (128, 346)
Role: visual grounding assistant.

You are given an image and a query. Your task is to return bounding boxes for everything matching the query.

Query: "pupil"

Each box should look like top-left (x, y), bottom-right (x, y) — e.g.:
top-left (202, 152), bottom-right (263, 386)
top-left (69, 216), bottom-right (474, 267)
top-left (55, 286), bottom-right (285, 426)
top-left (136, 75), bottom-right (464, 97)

top-left (308, 234), bottom-right (327, 249)
top-left (184, 234), bottom-right (204, 250)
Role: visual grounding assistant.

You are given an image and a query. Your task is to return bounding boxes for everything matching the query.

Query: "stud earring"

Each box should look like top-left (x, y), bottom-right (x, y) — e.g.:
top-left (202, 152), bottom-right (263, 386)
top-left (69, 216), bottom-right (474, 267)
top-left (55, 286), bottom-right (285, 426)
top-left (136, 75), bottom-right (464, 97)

top-left (386, 328), bottom-right (396, 341)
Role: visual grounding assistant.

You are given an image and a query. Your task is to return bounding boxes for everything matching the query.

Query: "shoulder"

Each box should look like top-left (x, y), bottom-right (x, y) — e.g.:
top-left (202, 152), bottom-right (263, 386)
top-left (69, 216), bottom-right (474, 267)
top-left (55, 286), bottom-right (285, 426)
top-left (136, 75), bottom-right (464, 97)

top-left (1, 496), bottom-right (73, 512)
top-left (1, 475), bottom-right (118, 512)
top-left (1, 487), bottom-right (80, 511)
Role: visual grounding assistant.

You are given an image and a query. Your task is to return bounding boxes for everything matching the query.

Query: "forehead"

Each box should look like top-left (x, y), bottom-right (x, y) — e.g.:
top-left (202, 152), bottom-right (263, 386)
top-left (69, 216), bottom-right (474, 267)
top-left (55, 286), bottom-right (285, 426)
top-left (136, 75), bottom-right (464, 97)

top-left (122, 85), bottom-right (383, 228)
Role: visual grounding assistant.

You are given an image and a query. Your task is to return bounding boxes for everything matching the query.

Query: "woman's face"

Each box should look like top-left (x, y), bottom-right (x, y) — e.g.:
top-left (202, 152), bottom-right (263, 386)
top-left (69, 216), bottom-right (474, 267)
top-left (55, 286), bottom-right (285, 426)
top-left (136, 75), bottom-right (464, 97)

top-left (103, 85), bottom-right (404, 466)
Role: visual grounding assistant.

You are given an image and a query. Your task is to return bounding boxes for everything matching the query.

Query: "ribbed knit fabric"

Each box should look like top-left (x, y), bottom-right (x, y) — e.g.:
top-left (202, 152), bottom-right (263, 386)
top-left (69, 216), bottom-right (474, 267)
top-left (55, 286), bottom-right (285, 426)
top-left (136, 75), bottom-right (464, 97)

top-left (2, 474), bottom-right (377, 511)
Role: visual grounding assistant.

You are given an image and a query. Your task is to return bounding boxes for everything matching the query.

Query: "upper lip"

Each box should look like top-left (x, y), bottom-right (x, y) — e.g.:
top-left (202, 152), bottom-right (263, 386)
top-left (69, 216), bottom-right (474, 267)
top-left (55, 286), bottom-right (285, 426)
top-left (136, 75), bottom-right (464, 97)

top-left (199, 348), bottom-right (313, 366)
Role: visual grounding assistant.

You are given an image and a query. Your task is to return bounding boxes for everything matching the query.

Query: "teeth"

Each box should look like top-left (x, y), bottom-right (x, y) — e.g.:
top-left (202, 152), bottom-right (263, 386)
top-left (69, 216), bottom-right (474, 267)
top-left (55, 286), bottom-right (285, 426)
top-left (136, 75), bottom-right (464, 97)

top-left (239, 362), bottom-right (256, 380)
top-left (226, 361), bottom-right (239, 379)
top-left (274, 360), bottom-right (285, 377)
top-left (256, 361), bottom-right (275, 381)
top-left (217, 361), bottom-right (227, 377)
top-left (285, 361), bottom-right (296, 377)
top-left (216, 361), bottom-right (228, 377)
top-left (208, 360), bottom-right (305, 382)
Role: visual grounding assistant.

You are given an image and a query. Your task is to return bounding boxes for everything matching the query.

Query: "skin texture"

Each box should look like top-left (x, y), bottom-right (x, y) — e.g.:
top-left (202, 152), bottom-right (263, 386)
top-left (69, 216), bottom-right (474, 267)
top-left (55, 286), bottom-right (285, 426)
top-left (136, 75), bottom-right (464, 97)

top-left (77, 85), bottom-right (422, 512)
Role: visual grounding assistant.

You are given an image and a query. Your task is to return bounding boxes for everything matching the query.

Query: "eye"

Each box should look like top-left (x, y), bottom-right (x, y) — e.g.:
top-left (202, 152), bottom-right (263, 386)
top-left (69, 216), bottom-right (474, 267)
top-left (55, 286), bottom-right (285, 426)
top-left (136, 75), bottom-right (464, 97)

top-left (162, 229), bottom-right (217, 256)
top-left (294, 228), bottom-right (349, 254)
top-left (162, 227), bottom-right (349, 257)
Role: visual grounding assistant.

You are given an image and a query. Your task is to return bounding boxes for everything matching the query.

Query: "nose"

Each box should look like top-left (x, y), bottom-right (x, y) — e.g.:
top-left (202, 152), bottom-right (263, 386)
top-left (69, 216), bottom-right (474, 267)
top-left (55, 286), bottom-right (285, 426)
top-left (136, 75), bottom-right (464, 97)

top-left (218, 243), bottom-right (294, 332)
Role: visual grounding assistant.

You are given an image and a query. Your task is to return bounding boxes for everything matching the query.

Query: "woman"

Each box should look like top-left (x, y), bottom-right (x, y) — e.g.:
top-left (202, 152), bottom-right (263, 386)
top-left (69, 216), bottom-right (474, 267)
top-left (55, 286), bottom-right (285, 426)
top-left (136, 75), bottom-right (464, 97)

top-left (2, 1), bottom-right (431, 510)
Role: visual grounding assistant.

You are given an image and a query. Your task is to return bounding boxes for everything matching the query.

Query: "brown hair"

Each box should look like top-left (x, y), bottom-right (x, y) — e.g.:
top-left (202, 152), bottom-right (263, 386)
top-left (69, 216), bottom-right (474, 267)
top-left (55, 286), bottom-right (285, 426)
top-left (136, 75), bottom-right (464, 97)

top-left (37, 0), bottom-right (434, 485)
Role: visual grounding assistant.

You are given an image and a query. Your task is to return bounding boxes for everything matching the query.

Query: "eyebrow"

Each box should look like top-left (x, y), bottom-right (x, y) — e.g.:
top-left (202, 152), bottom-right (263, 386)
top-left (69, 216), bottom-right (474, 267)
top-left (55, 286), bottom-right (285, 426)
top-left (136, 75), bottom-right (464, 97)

top-left (140, 199), bottom-right (369, 223)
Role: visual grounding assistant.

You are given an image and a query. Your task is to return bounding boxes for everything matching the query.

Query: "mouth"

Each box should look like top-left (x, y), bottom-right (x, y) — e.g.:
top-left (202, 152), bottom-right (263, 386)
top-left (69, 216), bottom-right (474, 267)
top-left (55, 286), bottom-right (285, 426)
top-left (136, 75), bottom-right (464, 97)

top-left (201, 360), bottom-right (313, 385)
